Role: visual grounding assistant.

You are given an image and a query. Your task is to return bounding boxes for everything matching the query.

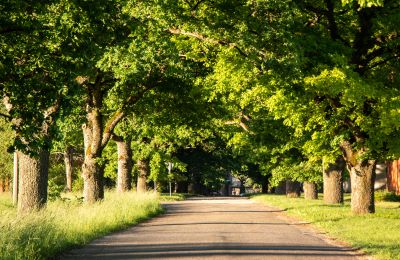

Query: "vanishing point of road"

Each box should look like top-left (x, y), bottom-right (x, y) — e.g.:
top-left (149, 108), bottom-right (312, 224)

top-left (62, 197), bottom-right (362, 260)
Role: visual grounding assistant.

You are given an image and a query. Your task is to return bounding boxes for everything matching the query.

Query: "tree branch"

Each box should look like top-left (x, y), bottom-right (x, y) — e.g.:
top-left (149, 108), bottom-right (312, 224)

top-left (101, 84), bottom-right (156, 149)
top-left (101, 111), bottom-right (125, 149)
top-left (351, 6), bottom-right (377, 74)
top-left (339, 140), bottom-right (357, 168)
top-left (111, 133), bottom-right (124, 142)
top-left (192, 0), bottom-right (206, 11)
top-left (365, 55), bottom-right (399, 71)
top-left (324, 0), bottom-right (350, 47)
top-left (224, 112), bottom-right (254, 133)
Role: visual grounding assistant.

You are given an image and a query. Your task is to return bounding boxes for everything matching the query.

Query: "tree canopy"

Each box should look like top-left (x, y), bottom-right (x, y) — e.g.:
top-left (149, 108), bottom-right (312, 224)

top-left (0, 0), bottom-right (399, 214)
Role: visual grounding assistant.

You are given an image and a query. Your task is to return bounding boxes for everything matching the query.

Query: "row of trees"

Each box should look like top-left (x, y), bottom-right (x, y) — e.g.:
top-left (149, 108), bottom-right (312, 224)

top-left (1, 0), bottom-right (399, 214)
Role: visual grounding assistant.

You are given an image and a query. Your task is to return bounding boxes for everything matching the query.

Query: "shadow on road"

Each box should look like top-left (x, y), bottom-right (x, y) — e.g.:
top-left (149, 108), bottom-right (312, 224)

top-left (63, 243), bottom-right (360, 259)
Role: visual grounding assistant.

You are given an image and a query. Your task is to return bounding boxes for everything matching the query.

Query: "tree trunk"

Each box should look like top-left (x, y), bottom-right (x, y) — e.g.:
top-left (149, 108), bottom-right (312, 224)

top-left (275, 181), bottom-right (286, 194)
top-left (18, 150), bottom-right (49, 212)
top-left (5, 176), bottom-right (10, 191)
top-left (64, 147), bottom-right (73, 192)
top-left (261, 175), bottom-right (269, 193)
top-left (1, 177), bottom-right (9, 192)
top-left (286, 180), bottom-right (301, 198)
top-left (82, 156), bottom-right (104, 202)
top-left (82, 117), bottom-right (105, 203)
top-left (303, 182), bottom-right (318, 199)
top-left (239, 180), bottom-right (246, 194)
top-left (323, 157), bottom-right (345, 204)
top-left (349, 161), bottom-right (376, 214)
top-left (341, 141), bottom-right (377, 214)
top-left (191, 171), bottom-right (203, 194)
top-left (115, 137), bottom-right (132, 192)
top-left (0, 178), bottom-right (4, 192)
top-left (13, 152), bottom-right (19, 205)
top-left (137, 159), bottom-right (148, 193)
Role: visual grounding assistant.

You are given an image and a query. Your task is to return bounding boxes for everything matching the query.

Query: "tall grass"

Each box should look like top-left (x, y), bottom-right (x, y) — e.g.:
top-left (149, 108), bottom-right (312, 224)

top-left (253, 194), bottom-right (400, 260)
top-left (0, 192), bottom-right (162, 259)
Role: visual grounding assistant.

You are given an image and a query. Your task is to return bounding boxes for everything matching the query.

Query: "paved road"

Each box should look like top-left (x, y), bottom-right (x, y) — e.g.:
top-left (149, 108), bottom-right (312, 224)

top-left (62, 197), bottom-right (361, 259)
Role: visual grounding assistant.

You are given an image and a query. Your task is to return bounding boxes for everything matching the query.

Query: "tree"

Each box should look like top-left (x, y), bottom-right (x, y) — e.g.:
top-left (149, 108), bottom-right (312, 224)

top-left (0, 1), bottom-right (76, 211)
top-left (56, 0), bottom-right (195, 202)
top-left (164, 0), bottom-right (400, 214)
top-left (0, 118), bottom-right (12, 192)
top-left (52, 106), bottom-right (85, 192)
top-left (272, 0), bottom-right (400, 213)
top-left (323, 157), bottom-right (346, 204)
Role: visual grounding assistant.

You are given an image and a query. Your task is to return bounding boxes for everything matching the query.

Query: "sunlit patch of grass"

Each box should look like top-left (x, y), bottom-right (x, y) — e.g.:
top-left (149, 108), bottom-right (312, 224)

top-left (0, 192), bottom-right (13, 211)
top-left (0, 191), bottom-right (162, 259)
top-left (159, 193), bottom-right (188, 201)
top-left (252, 194), bottom-right (400, 260)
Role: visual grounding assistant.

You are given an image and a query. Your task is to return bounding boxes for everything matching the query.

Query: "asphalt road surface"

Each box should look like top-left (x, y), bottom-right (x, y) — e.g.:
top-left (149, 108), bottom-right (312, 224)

top-left (62, 197), bottom-right (361, 260)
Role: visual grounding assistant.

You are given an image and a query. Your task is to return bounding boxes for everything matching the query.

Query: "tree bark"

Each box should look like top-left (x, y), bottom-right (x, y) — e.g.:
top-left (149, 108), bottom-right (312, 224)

top-left (323, 157), bottom-right (345, 204)
top-left (1, 176), bottom-right (10, 192)
top-left (137, 159), bottom-right (148, 193)
top-left (64, 147), bottom-right (73, 192)
top-left (341, 141), bottom-right (377, 214)
top-left (5, 176), bottom-right (10, 191)
top-left (0, 178), bottom-right (4, 192)
top-left (239, 179), bottom-right (246, 194)
top-left (286, 180), bottom-right (301, 198)
top-left (303, 182), bottom-right (318, 199)
top-left (80, 77), bottom-right (134, 202)
top-left (13, 152), bottom-right (19, 205)
top-left (349, 161), bottom-right (376, 214)
top-left (275, 181), bottom-right (286, 194)
top-left (6, 176), bottom-right (10, 191)
top-left (82, 115), bottom-right (105, 203)
top-left (4, 95), bottom-right (59, 211)
top-left (261, 174), bottom-right (269, 193)
top-left (17, 150), bottom-right (49, 212)
top-left (114, 136), bottom-right (132, 192)
top-left (82, 155), bottom-right (104, 203)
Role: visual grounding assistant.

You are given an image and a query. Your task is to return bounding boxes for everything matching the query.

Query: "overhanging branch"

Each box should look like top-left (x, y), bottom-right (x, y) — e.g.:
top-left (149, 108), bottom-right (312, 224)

top-left (101, 84), bottom-right (156, 149)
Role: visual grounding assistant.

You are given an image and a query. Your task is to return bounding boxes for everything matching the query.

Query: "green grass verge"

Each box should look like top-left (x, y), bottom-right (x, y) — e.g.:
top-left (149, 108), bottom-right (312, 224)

top-left (252, 194), bottom-right (400, 260)
top-left (159, 193), bottom-right (188, 201)
top-left (0, 191), bottom-right (162, 260)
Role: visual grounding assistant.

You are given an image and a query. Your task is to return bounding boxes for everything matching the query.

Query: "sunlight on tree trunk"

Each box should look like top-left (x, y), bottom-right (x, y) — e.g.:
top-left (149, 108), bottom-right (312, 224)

top-left (350, 161), bottom-right (376, 214)
top-left (137, 159), bottom-right (148, 193)
top-left (323, 157), bottom-right (345, 204)
top-left (115, 137), bottom-right (132, 192)
top-left (64, 147), bottom-right (73, 192)
top-left (17, 151), bottom-right (49, 212)
top-left (304, 182), bottom-right (318, 199)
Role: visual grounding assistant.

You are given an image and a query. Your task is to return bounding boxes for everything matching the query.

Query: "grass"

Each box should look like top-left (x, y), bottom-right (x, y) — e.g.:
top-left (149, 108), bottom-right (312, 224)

top-left (0, 191), bottom-right (163, 260)
top-left (159, 193), bottom-right (189, 201)
top-left (252, 193), bottom-right (400, 260)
